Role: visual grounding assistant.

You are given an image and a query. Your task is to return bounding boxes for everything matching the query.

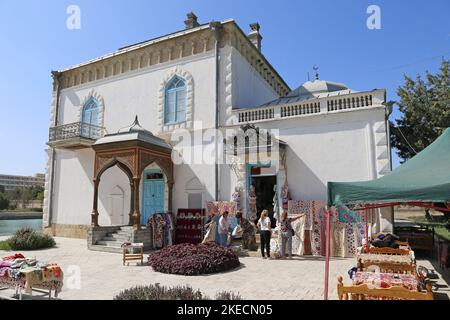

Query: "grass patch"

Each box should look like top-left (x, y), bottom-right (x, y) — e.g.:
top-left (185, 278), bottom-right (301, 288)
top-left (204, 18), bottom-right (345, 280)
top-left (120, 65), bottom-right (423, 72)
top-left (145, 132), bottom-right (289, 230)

top-left (0, 240), bottom-right (11, 250)
top-left (411, 217), bottom-right (450, 241)
top-left (434, 227), bottom-right (450, 241)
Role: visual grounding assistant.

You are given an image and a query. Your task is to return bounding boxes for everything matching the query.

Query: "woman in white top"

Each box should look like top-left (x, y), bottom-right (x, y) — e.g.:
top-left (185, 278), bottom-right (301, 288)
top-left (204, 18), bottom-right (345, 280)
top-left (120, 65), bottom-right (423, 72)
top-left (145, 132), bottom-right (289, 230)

top-left (257, 210), bottom-right (272, 259)
top-left (218, 211), bottom-right (230, 247)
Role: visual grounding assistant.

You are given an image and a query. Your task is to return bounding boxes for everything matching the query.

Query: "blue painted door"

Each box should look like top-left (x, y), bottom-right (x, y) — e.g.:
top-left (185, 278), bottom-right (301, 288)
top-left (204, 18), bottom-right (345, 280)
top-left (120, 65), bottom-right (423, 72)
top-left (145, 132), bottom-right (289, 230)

top-left (142, 170), bottom-right (165, 224)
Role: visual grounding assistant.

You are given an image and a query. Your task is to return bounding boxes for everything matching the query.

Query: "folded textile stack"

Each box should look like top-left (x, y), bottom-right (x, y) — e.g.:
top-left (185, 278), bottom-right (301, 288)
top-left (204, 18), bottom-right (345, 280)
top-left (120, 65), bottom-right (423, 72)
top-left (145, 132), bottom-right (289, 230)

top-left (0, 253), bottom-right (63, 295)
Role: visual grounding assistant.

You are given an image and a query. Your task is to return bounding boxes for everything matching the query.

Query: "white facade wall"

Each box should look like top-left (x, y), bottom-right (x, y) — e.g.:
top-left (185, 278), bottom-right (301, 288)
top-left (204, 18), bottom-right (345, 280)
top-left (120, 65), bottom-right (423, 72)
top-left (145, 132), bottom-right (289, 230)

top-left (52, 148), bottom-right (94, 226)
top-left (58, 53), bottom-right (216, 132)
top-left (218, 107), bottom-right (392, 230)
top-left (230, 47), bottom-right (278, 109)
top-left (52, 53), bottom-right (217, 226)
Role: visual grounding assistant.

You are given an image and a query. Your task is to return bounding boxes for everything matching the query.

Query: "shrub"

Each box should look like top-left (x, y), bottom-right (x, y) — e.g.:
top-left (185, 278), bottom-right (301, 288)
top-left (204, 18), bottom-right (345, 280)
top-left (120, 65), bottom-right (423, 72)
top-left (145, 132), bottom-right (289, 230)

top-left (0, 193), bottom-right (9, 210)
top-left (215, 291), bottom-right (243, 300)
top-left (0, 241), bottom-right (11, 250)
top-left (148, 242), bottom-right (240, 275)
top-left (114, 283), bottom-right (242, 300)
top-left (7, 228), bottom-right (56, 250)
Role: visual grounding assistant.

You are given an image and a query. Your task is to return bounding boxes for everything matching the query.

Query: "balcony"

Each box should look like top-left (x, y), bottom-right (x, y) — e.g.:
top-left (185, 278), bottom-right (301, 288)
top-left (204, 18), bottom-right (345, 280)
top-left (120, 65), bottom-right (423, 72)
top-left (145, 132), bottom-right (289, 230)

top-left (48, 122), bottom-right (105, 149)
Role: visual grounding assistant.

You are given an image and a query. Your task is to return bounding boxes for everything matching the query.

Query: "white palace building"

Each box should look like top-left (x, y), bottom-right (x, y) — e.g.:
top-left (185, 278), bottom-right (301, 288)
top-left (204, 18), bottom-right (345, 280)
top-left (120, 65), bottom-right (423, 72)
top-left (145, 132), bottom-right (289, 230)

top-left (43, 13), bottom-right (392, 250)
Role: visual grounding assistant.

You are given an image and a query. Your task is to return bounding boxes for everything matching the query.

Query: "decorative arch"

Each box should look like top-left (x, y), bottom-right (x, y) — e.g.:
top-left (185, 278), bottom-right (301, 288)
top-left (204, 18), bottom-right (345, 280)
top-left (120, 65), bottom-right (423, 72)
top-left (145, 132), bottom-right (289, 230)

top-left (96, 158), bottom-right (134, 182)
top-left (78, 89), bottom-right (106, 128)
top-left (91, 139), bottom-right (174, 229)
top-left (92, 158), bottom-right (135, 227)
top-left (157, 66), bottom-right (194, 133)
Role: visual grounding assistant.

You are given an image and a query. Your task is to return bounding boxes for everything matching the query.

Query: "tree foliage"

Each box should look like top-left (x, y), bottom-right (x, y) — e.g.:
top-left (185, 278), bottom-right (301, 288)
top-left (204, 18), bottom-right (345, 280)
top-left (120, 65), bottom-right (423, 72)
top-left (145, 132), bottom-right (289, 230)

top-left (390, 59), bottom-right (450, 161)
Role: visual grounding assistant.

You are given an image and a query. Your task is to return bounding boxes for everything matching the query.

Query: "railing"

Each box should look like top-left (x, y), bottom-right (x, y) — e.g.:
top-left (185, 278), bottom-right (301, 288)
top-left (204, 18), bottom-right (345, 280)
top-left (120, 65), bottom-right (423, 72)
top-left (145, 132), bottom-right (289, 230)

top-left (236, 92), bottom-right (380, 124)
top-left (281, 101), bottom-right (320, 118)
top-left (49, 122), bottom-right (105, 142)
top-left (327, 94), bottom-right (373, 112)
top-left (238, 107), bottom-right (275, 123)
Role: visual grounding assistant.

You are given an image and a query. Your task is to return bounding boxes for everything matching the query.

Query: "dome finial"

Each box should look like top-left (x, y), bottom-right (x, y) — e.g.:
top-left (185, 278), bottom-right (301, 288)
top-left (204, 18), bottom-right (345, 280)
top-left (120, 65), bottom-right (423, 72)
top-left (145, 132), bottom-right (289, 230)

top-left (313, 65), bottom-right (319, 80)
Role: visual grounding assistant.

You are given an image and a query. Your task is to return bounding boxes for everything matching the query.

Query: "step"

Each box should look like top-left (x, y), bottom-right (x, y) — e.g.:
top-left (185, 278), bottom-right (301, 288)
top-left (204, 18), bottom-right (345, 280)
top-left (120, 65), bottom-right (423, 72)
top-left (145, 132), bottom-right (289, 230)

top-left (103, 236), bottom-right (129, 242)
top-left (89, 245), bottom-right (123, 254)
top-left (107, 233), bottom-right (131, 239)
top-left (96, 240), bottom-right (123, 247)
top-left (115, 229), bottom-right (151, 236)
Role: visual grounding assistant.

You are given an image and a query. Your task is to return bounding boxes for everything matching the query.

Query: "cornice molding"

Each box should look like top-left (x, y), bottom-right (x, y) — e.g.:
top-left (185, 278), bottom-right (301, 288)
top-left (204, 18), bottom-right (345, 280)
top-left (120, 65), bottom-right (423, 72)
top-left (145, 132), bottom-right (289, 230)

top-left (58, 29), bottom-right (213, 91)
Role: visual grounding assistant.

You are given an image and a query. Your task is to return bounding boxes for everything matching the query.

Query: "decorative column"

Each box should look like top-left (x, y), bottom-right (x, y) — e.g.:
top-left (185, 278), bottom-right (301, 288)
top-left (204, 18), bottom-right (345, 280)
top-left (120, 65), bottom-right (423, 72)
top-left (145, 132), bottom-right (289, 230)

top-left (91, 178), bottom-right (100, 227)
top-left (168, 181), bottom-right (174, 212)
top-left (132, 177), bottom-right (141, 230)
top-left (128, 179), bottom-right (135, 226)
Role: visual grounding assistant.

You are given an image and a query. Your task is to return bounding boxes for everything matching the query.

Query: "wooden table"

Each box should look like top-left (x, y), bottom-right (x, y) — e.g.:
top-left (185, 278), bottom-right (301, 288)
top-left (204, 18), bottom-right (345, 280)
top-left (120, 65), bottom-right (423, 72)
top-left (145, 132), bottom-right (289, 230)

top-left (353, 271), bottom-right (419, 290)
top-left (122, 243), bottom-right (144, 266)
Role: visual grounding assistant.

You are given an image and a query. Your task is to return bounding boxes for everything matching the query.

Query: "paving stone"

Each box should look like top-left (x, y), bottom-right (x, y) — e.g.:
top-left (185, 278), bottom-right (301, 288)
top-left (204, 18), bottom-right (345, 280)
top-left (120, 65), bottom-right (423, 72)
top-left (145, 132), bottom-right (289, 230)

top-left (0, 237), bottom-right (449, 300)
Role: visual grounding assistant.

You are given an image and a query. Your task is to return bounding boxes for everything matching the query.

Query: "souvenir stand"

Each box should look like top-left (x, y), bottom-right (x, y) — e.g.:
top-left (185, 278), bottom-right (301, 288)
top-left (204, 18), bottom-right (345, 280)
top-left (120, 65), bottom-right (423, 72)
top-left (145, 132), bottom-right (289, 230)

top-left (175, 209), bottom-right (205, 244)
top-left (0, 253), bottom-right (63, 300)
top-left (325, 128), bottom-right (450, 300)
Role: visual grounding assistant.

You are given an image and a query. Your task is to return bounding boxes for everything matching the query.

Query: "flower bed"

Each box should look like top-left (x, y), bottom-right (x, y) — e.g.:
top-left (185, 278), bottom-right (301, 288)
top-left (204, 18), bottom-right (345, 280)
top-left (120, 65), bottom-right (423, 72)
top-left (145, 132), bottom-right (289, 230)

top-left (148, 242), bottom-right (240, 275)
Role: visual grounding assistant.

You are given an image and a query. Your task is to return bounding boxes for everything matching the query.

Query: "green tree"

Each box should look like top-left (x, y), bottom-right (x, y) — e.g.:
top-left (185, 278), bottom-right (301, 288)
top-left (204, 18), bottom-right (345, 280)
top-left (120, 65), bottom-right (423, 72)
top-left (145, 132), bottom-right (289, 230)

top-left (390, 59), bottom-right (450, 161)
top-left (0, 193), bottom-right (9, 210)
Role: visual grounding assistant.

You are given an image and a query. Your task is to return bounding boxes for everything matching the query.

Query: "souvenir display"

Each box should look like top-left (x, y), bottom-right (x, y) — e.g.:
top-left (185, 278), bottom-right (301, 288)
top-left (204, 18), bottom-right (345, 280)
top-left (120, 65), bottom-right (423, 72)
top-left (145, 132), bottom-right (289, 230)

top-left (175, 208), bottom-right (205, 244)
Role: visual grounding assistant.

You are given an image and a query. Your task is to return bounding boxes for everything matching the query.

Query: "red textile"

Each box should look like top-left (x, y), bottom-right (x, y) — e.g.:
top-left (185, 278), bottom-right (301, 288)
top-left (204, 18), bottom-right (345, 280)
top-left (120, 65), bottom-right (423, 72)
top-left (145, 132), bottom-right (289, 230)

top-left (175, 209), bottom-right (205, 244)
top-left (2, 253), bottom-right (25, 260)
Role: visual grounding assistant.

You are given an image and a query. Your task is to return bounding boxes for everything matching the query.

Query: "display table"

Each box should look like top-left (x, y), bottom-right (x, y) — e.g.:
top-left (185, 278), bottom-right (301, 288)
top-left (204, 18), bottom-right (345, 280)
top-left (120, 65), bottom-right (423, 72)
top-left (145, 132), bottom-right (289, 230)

top-left (356, 252), bottom-right (415, 265)
top-left (0, 254), bottom-right (63, 300)
top-left (122, 243), bottom-right (144, 266)
top-left (353, 271), bottom-right (418, 290)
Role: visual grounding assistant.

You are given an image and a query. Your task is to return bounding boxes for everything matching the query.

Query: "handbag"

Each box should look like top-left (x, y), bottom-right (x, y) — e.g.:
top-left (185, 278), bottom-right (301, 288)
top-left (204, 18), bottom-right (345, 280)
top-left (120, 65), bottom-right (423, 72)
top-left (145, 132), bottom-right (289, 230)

top-left (290, 227), bottom-right (296, 238)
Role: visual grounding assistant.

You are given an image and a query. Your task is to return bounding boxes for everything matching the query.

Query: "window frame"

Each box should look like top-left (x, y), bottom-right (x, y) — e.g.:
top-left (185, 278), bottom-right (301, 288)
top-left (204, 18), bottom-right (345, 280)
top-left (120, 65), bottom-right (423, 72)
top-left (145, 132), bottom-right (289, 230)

top-left (164, 76), bottom-right (187, 124)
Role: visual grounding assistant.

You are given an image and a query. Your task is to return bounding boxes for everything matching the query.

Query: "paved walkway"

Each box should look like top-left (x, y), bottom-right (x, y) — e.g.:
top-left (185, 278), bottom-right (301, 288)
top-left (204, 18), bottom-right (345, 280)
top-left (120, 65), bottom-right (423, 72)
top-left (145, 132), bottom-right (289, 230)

top-left (0, 237), bottom-right (449, 300)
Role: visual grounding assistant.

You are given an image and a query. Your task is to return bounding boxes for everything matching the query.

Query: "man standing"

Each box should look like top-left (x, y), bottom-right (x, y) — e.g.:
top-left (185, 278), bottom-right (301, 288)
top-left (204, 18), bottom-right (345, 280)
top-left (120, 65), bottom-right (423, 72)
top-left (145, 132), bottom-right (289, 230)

top-left (218, 211), bottom-right (230, 247)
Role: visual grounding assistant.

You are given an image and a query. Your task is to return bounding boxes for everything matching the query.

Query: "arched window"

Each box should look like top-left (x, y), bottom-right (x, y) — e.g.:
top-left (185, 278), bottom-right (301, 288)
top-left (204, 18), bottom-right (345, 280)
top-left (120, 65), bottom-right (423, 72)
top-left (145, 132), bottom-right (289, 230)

top-left (164, 75), bottom-right (186, 124)
top-left (81, 96), bottom-right (100, 137)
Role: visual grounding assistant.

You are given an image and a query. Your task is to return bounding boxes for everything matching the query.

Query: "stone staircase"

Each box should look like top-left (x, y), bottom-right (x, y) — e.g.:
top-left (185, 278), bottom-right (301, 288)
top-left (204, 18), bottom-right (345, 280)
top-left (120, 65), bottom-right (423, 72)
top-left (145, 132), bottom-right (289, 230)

top-left (89, 226), bottom-right (151, 253)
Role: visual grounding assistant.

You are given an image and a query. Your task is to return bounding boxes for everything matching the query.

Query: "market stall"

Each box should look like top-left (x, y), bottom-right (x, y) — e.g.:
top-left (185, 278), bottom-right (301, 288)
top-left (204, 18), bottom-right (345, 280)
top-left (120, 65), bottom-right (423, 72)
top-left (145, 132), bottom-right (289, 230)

top-left (0, 253), bottom-right (63, 300)
top-left (326, 128), bottom-right (450, 300)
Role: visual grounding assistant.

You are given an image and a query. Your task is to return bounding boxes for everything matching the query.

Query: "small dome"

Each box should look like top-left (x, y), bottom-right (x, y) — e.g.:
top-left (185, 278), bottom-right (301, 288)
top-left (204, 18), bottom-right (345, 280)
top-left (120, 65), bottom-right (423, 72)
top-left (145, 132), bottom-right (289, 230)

top-left (286, 80), bottom-right (349, 98)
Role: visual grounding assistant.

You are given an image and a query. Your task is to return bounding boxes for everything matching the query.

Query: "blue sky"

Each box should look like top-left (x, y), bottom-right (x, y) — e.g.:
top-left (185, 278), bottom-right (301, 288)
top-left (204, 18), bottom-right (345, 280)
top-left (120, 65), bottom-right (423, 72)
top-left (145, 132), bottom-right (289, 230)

top-left (0, 0), bottom-right (449, 176)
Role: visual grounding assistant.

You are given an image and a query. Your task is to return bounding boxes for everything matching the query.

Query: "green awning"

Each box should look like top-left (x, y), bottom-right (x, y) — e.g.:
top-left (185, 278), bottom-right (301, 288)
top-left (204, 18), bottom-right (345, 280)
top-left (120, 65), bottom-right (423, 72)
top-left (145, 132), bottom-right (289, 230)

top-left (327, 128), bottom-right (450, 207)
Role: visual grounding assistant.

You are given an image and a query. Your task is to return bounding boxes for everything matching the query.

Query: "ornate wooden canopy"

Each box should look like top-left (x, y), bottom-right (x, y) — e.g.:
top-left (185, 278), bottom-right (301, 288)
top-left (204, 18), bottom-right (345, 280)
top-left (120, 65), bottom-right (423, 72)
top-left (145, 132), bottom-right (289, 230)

top-left (90, 117), bottom-right (173, 229)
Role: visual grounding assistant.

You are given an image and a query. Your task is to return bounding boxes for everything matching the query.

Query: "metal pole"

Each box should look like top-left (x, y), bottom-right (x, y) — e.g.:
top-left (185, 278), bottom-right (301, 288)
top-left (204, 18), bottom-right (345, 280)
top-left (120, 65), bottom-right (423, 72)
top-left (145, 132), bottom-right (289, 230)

top-left (210, 21), bottom-right (222, 201)
top-left (365, 209), bottom-right (369, 253)
top-left (324, 206), bottom-right (331, 300)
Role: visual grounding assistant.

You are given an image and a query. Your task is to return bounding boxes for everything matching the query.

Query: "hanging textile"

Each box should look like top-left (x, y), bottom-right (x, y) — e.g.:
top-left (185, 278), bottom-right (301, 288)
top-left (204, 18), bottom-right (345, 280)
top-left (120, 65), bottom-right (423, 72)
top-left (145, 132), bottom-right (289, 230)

top-left (147, 213), bottom-right (166, 249)
top-left (336, 205), bottom-right (367, 223)
top-left (291, 214), bottom-right (306, 255)
top-left (288, 201), bottom-right (312, 230)
top-left (284, 200), bottom-right (366, 258)
top-left (202, 218), bottom-right (217, 244)
top-left (206, 201), bottom-right (237, 217)
top-left (247, 186), bottom-right (257, 221)
top-left (163, 212), bottom-right (174, 246)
